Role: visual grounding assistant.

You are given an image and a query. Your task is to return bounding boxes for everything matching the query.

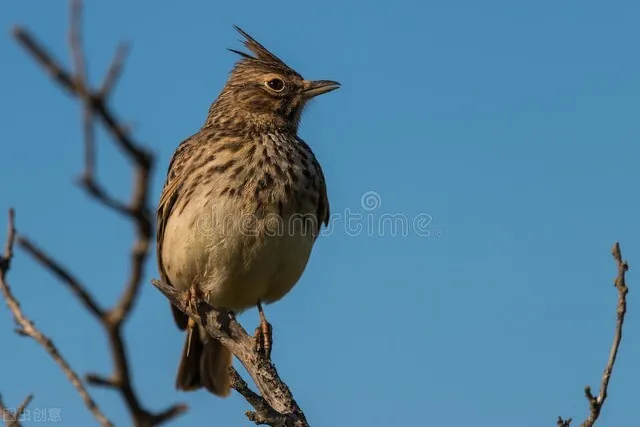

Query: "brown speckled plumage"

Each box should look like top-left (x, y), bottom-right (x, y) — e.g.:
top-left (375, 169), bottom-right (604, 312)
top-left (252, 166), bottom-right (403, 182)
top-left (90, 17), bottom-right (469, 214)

top-left (156, 26), bottom-right (339, 397)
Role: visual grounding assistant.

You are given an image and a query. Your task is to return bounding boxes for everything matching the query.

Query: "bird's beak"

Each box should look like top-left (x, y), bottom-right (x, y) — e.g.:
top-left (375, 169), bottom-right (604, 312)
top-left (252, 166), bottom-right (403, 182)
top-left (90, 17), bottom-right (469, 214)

top-left (302, 80), bottom-right (341, 98)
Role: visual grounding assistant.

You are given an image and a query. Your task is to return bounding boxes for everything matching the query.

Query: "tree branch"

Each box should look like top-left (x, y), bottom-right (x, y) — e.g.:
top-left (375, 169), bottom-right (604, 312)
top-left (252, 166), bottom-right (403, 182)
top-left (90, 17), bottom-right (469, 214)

top-left (16, 236), bottom-right (104, 318)
top-left (152, 279), bottom-right (309, 427)
top-left (558, 242), bottom-right (630, 427)
top-left (15, 235), bottom-right (187, 426)
top-left (100, 43), bottom-right (129, 99)
top-left (0, 211), bottom-right (113, 427)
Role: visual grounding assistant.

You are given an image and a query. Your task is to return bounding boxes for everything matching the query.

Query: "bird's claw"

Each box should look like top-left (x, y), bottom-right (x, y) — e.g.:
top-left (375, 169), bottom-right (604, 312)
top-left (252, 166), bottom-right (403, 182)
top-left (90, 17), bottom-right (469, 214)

top-left (180, 284), bottom-right (203, 313)
top-left (254, 302), bottom-right (273, 359)
top-left (181, 285), bottom-right (203, 358)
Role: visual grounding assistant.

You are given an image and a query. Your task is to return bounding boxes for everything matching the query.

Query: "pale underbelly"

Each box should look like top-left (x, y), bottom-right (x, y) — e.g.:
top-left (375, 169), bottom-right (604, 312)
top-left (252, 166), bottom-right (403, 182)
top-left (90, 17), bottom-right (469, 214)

top-left (161, 192), bottom-right (317, 311)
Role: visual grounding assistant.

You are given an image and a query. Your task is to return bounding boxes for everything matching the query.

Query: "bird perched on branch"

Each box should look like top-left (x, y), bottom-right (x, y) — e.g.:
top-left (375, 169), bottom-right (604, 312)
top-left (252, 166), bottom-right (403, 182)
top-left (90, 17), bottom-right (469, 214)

top-left (156, 26), bottom-right (339, 397)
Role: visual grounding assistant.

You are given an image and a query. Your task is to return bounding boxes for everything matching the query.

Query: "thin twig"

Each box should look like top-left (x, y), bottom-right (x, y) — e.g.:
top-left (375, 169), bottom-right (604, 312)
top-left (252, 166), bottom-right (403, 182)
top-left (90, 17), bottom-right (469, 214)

top-left (0, 395), bottom-right (11, 426)
top-left (80, 104), bottom-right (97, 182)
top-left (557, 417), bottom-right (572, 427)
top-left (0, 393), bottom-right (33, 427)
top-left (1, 209), bottom-right (16, 270)
top-left (13, 395), bottom-right (33, 427)
top-left (69, 0), bottom-right (87, 95)
top-left (100, 43), bottom-right (129, 98)
top-left (0, 211), bottom-right (113, 427)
top-left (230, 369), bottom-right (288, 426)
top-left (17, 236), bottom-right (104, 318)
top-left (558, 242), bottom-right (630, 427)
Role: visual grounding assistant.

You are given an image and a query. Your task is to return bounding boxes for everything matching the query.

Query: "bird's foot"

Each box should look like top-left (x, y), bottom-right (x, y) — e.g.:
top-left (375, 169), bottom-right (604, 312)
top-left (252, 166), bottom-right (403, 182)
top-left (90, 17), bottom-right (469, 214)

top-left (254, 301), bottom-right (273, 359)
top-left (180, 284), bottom-right (203, 313)
top-left (181, 285), bottom-right (203, 358)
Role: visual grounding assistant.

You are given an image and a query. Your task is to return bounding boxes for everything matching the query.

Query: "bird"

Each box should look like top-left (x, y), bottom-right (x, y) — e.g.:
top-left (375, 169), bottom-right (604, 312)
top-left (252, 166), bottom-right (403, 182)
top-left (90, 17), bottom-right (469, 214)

top-left (156, 25), bottom-right (339, 397)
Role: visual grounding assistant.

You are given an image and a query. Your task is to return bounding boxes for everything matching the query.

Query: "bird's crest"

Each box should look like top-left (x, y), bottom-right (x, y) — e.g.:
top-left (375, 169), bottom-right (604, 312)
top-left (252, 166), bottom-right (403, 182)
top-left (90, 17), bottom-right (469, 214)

top-left (228, 25), bottom-right (293, 72)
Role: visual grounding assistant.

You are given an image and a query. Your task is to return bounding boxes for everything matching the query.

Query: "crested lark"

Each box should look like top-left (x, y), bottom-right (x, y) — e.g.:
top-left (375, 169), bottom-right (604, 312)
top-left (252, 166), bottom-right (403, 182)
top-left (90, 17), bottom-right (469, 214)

top-left (156, 26), bottom-right (339, 396)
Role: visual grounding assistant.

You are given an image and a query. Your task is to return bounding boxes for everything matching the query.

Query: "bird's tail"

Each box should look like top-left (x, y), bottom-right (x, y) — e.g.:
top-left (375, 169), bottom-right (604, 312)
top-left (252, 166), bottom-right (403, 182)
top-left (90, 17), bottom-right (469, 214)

top-left (175, 322), bottom-right (232, 397)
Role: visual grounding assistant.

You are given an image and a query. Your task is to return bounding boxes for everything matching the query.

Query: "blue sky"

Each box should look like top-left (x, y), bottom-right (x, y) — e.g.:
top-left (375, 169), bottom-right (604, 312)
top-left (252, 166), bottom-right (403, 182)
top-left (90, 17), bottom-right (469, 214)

top-left (1, 0), bottom-right (639, 426)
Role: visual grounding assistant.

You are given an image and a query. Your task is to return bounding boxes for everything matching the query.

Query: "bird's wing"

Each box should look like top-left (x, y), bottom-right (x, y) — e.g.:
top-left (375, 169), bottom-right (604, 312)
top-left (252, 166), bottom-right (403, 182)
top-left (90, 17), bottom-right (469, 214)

top-left (296, 136), bottom-right (331, 237)
top-left (156, 137), bottom-right (193, 330)
top-left (315, 160), bottom-right (330, 238)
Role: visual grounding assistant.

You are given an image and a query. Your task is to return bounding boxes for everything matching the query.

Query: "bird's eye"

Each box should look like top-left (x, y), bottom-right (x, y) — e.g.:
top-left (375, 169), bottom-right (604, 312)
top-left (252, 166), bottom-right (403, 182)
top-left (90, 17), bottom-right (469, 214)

top-left (266, 78), bottom-right (285, 92)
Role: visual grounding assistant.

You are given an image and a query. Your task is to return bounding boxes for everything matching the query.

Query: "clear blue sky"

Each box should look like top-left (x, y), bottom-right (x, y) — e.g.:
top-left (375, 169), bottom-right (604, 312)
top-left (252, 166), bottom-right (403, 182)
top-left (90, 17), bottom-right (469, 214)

top-left (1, 1), bottom-right (639, 426)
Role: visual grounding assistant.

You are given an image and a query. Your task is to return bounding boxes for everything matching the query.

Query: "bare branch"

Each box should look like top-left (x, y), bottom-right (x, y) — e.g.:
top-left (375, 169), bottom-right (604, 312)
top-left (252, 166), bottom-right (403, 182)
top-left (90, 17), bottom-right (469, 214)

top-left (152, 279), bottom-right (309, 427)
top-left (0, 394), bottom-right (32, 427)
top-left (14, 233), bottom-right (179, 426)
top-left (557, 417), bottom-right (572, 427)
top-left (11, 27), bottom-right (151, 165)
top-left (0, 209), bottom-right (16, 271)
top-left (16, 236), bottom-right (104, 318)
top-left (230, 369), bottom-right (288, 426)
top-left (150, 404), bottom-right (191, 426)
top-left (0, 393), bottom-right (33, 427)
top-left (0, 211), bottom-right (113, 427)
top-left (8, 1), bottom-right (181, 425)
top-left (0, 395), bottom-right (12, 426)
top-left (559, 242), bottom-right (630, 427)
top-left (13, 395), bottom-right (33, 427)
top-left (100, 43), bottom-right (129, 98)
top-left (68, 0), bottom-right (87, 94)
top-left (78, 177), bottom-right (135, 217)
top-left (79, 104), bottom-right (97, 184)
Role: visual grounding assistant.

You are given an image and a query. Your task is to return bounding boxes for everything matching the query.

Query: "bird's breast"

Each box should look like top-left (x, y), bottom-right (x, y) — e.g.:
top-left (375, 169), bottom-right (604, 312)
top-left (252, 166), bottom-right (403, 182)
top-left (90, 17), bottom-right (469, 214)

top-left (160, 132), bottom-right (323, 311)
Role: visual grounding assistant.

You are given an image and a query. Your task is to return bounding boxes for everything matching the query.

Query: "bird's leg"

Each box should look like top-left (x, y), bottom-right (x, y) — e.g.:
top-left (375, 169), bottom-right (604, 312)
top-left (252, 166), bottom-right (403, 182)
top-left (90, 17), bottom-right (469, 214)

top-left (180, 283), bottom-right (203, 357)
top-left (186, 317), bottom-right (197, 357)
top-left (254, 301), bottom-right (273, 359)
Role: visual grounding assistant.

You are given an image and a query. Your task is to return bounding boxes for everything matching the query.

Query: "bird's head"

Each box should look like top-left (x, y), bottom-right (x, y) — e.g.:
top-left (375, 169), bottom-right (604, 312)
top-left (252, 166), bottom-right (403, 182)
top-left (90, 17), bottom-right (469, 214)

top-left (211, 26), bottom-right (340, 132)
